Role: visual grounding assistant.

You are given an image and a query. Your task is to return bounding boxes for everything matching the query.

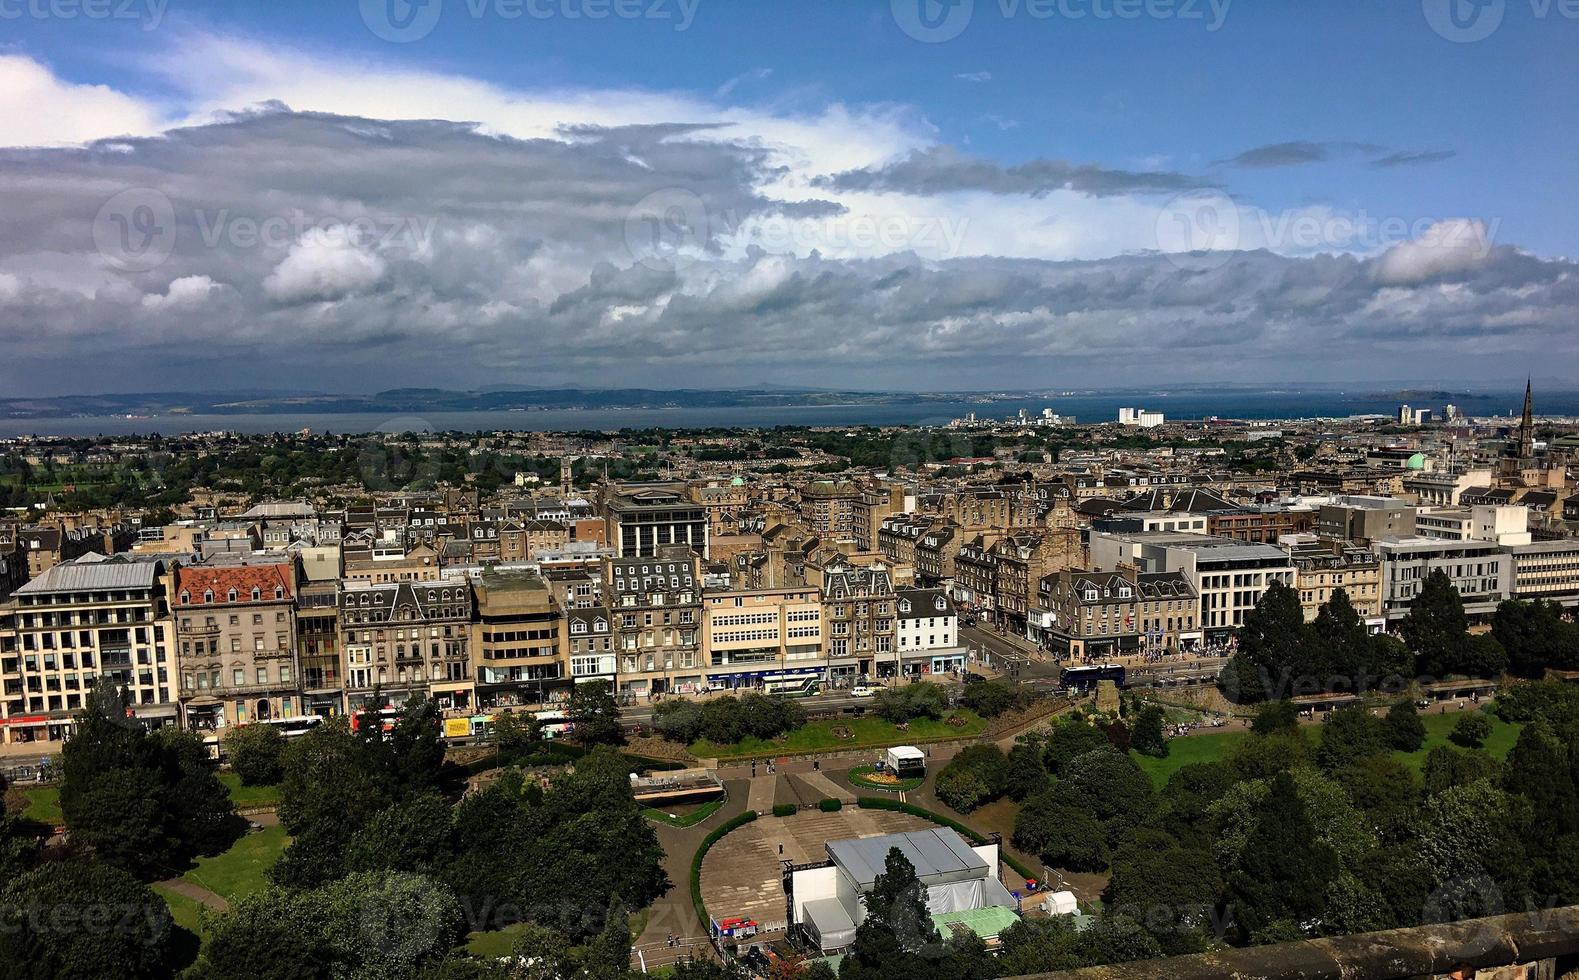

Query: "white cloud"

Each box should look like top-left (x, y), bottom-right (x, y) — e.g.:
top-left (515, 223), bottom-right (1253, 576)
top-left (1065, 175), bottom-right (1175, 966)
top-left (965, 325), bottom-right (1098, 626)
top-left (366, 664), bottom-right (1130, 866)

top-left (0, 55), bottom-right (167, 148)
top-left (140, 274), bottom-right (223, 310)
top-left (262, 235), bottom-right (387, 303)
top-left (1372, 218), bottom-right (1496, 285)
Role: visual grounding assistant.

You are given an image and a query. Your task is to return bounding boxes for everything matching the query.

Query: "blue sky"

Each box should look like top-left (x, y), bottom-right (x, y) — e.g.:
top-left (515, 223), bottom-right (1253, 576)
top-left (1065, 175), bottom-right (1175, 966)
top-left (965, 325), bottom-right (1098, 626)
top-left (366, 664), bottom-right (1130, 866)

top-left (0, 0), bottom-right (1574, 392)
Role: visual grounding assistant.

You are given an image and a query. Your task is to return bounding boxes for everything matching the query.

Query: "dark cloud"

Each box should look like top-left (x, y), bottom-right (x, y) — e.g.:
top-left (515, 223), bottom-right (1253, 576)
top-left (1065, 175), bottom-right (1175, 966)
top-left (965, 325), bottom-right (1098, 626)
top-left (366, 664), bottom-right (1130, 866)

top-left (814, 145), bottom-right (1211, 198)
top-left (0, 109), bottom-right (1571, 393)
top-left (1371, 148), bottom-right (1457, 168)
top-left (1221, 141), bottom-right (1454, 170)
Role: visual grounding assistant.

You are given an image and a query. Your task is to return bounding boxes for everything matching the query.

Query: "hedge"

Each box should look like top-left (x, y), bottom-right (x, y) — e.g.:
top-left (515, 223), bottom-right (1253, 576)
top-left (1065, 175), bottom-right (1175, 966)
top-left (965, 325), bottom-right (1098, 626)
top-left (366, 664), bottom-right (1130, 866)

top-left (772, 803), bottom-right (796, 817)
top-left (855, 796), bottom-right (1040, 882)
top-left (819, 798), bottom-right (842, 812)
top-left (690, 810), bottom-right (759, 932)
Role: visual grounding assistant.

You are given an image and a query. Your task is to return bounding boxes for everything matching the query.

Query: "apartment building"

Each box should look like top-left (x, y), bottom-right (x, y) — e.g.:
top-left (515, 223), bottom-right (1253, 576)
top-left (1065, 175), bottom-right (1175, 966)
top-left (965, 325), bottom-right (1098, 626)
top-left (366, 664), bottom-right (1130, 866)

top-left (1288, 544), bottom-right (1384, 623)
top-left (5, 556), bottom-right (177, 745)
top-left (173, 563), bottom-right (301, 729)
top-left (850, 484), bottom-right (907, 553)
top-left (1316, 496), bottom-right (1417, 545)
top-left (1415, 505), bottom-right (1531, 547)
top-left (606, 546), bottom-right (703, 696)
top-left (343, 542), bottom-right (443, 583)
top-left (1029, 567), bottom-right (1198, 658)
top-left (800, 481), bottom-right (863, 541)
top-left (340, 576), bottom-right (474, 713)
top-left (701, 586), bottom-right (823, 690)
top-left (470, 569), bottom-right (566, 709)
top-left (564, 606), bottom-right (616, 688)
top-left (604, 484), bottom-right (708, 559)
top-left (821, 560), bottom-right (897, 681)
top-left (893, 587), bottom-right (964, 676)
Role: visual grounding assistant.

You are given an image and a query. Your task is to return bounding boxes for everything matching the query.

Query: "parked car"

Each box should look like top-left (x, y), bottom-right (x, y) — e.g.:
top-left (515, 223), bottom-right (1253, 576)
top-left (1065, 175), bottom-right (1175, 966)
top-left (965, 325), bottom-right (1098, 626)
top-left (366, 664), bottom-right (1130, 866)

top-left (849, 686), bottom-right (876, 698)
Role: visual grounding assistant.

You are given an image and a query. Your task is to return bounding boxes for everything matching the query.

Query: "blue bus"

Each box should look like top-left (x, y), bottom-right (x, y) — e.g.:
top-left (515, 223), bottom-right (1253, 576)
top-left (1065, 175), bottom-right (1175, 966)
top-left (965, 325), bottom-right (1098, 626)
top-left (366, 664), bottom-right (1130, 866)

top-left (1060, 663), bottom-right (1126, 691)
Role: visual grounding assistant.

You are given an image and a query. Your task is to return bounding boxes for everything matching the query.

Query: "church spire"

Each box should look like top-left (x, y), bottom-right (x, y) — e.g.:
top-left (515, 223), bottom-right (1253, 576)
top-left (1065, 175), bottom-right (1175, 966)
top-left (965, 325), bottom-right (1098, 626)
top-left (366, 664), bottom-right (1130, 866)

top-left (1519, 377), bottom-right (1534, 460)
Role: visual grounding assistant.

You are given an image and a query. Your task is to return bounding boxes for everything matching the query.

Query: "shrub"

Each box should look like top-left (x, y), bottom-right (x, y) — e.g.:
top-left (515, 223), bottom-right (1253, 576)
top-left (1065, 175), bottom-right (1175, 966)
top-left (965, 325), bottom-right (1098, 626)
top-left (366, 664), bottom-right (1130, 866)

top-left (771, 803), bottom-right (796, 817)
top-left (872, 683), bottom-right (948, 723)
top-left (935, 745), bottom-right (1009, 813)
top-left (1449, 712), bottom-right (1493, 749)
top-left (657, 694), bottom-right (806, 745)
top-left (958, 680), bottom-right (1025, 718)
top-left (818, 798), bottom-right (842, 812)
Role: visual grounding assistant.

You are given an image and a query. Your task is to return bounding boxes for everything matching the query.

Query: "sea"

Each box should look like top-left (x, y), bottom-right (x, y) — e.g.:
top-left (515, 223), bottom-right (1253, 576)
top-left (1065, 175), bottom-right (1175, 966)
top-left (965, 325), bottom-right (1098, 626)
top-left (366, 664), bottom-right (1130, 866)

top-left (1, 389), bottom-right (1575, 438)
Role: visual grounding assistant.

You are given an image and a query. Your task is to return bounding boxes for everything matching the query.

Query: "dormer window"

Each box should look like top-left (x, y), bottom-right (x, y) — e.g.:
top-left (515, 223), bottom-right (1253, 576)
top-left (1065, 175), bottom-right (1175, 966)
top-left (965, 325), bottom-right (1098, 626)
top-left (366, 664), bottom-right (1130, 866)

top-left (274, 586), bottom-right (284, 599)
top-left (251, 587), bottom-right (261, 601)
top-left (179, 590), bottom-right (190, 603)
top-left (203, 589), bottom-right (214, 602)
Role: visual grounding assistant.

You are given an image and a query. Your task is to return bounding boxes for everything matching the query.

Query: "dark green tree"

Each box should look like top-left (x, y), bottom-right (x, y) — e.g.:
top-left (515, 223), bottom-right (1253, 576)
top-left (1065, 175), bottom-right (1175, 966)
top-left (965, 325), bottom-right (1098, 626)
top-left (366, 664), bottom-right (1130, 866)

top-left (1422, 745), bottom-right (1501, 797)
top-left (222, 723), bottom-right (287, 786)
top-left (568, 681), bottom-right (625, 746)
top-left (1220, 581), bottom-right (1307, 704)
top-left (1250, 700), bottom-right (1299, 736)
top-left (1503, 723), bottom-right (1579, 839)
top-left (840, 848), bottom-right (940, 980)
top-left (1449, 712), bottom-right (1493, 749)
top-left (0, 860), bottom-right (174, 980)
top-left (1004, 742), bottom-right (1049, 802)
top-left (1226, 771), bottom-right (1340, 941)
top-left (1315, 705), bottom-right (1388, 772)
top-left (1130, 705), bottom-right (1168, 759)
top-left (1382, 700), bottom-right (1427, 751)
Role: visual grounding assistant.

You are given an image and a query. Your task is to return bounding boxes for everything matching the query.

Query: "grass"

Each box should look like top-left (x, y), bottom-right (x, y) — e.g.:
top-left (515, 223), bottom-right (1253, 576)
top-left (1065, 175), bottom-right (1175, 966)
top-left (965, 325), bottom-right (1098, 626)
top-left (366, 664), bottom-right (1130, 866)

top-left (848, 765), bottom-right (923, 792)
top-left (1131, 705), bottom-right (1525, 788)
top-left (218, 772), bottom-right (281, 809)
top-left (21, 787), bottom-right (62, 825)
top-left (151, 883), bottom-right (208, 935)
top-left (182, 825), bottom-right (289, 902)
top-left (690, 710), bottom-right (985, 760)
top-left (643, 795), bottom-right (726, 828)
top-left (466, 922), bottom-right (530, 957)
top-left (1396, 707), bottom-right (1522, 773)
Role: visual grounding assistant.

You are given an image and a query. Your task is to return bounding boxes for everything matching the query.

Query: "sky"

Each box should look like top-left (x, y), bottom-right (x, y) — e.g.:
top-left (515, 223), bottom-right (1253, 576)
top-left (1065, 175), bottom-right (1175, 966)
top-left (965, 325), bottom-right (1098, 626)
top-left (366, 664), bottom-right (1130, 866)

top-left (0, 0), bottom-right (1575, 395)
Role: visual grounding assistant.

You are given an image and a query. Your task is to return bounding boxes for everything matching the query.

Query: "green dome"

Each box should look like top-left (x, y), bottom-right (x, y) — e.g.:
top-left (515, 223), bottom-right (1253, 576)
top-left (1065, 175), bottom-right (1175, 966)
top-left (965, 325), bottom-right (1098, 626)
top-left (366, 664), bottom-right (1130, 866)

top-left (1406, 452), bottom-right (1427, 470)
top-left (730, 475), bottom-right (745, 486)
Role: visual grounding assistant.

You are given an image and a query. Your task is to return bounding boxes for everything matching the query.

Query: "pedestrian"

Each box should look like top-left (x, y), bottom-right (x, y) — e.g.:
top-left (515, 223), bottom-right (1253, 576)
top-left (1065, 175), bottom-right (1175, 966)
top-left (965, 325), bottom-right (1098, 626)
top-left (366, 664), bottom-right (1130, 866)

top-left (813, 759), bottom-right (820, 771)
top-left (751, 761), bottom-right (757, 777)
top-left (779, 842), bottom-right (784, 855)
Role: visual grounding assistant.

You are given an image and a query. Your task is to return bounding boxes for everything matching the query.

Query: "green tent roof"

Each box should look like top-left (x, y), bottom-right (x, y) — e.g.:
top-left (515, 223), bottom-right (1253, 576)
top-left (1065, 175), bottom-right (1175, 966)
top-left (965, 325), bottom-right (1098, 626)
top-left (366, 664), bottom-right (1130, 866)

top-left (931, 906), bottom-right (1021, 940)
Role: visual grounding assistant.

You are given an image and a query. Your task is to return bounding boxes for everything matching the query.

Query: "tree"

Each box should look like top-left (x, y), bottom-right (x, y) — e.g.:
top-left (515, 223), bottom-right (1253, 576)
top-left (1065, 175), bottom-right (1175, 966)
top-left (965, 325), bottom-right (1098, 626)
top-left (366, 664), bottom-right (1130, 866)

top-left (871, 683), bottom-right (947, 724)
top-left (271, 717), bottom-right (392, 888)
top-left (1333, 754), bottom-right (1420, 842)
top-left (1103, 836), bottom-right (1222, 955)
top-left (1422, 745), bottom-right (1501, 797)
top-left (1220, 581), bottom-right (1307, 703)
top-left (222, 724), bottom-right (286, 786)
top-left (934, 745), bottom-right (1007, 813)
top-left (1004, 742), bottom-right (1049, 802)
top-left (841, 848), bottom-right (940, 980)
top-left (1493, 599), bottom-right (1579, 677)
top-left (1309, 588), bottom-right (1371, 689)
top-left (569, 681), bottom-right (625, 746)
top-left (344, 793), bottom-right (457, 875)
top-left (1057, 749), bottom-right (1155, 842)
top-left (1415, 779), bottom-right (1532, 921)
top-left (1382, 700), bottom-right (1427, 751)
top-left (1131, 705), bottom-right (1168, 758)
top-left (1225, 772), bottom-right (1340, 941)
top-left (490, 711), bottom-right (543, 759)
top-left (1013, 792), bottom-right (1108, 871)
top-left (958, 680), bottom-right (1023, 718)
top-left (1251, 700), bottom-right (1299, 737)
top-left (384, 695), bottom-right (446, 797)
top-left (1043, 719), bottom-right (1112, 775)
top-left (1449, 712), bottom-right (1493, 749)
top-left (0, 860), bottom-right (174, 980)
top-left (1316, 705), bottom-right (1388, 771)
top-left (1401, 571), bottom-right (1504, 677)
top-left (1503, 723), bottom-right (1579, 840)
top-left (60, 678), bottom-right (238, 878)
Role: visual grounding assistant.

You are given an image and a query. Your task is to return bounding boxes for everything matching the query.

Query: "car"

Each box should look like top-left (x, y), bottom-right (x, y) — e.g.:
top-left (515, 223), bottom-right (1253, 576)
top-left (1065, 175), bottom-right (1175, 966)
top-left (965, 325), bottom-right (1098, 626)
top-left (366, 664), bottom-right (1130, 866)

top-left (849, 686), bottom-right (876, 698)
top-left (962, 672), bottom-right (986, 684)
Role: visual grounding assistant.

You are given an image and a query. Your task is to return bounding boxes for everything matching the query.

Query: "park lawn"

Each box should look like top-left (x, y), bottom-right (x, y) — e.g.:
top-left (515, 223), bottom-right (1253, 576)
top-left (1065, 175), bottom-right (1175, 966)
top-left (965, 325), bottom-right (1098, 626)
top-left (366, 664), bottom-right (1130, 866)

top-left (182, 825), bottom-right (289, 902)
top-left (218, 772), bottom-right (281, 809)
top-left (1133, 730), bottom-right (1250, 789)
top-left (151, 883), bottom-right (207, 936)
top-left (690, 710), bottom-right (985, 760)
top-left (1133, 706), bottom-right (1526, 788)
top-left (21, 787), bottom-right (62, 825)
top-left (1396, 708), bottom-right (1522, 773)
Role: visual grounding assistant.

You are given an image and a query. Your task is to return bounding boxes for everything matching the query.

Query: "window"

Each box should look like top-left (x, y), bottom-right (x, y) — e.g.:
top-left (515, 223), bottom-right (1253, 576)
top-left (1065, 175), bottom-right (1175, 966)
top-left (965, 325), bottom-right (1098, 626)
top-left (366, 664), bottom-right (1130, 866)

top-left (232, 668), bottom-right (244, 686)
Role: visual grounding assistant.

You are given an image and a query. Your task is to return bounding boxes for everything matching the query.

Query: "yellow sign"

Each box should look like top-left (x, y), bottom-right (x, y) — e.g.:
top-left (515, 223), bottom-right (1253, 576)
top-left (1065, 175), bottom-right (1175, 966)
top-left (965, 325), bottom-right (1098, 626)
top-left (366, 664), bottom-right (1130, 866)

top-left (444, 718), bottom-right (471, 738)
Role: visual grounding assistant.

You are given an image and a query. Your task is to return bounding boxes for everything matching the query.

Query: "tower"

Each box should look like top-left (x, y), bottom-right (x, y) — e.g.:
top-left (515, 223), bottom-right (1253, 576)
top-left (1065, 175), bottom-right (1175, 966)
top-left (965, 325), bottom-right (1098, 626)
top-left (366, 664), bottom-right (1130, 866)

top-left (1518, 377), bottom-right (1534, 462)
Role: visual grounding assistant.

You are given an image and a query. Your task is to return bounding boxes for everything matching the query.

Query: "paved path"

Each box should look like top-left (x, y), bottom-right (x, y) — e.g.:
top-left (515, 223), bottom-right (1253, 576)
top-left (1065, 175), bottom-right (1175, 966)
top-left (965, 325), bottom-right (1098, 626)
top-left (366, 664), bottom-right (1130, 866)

top-left (155, 878), bottom-right (229, 912)
top-left (796, 769), bottom-right (855, 804)
top-left (745, 775), bottom-right (777, 814)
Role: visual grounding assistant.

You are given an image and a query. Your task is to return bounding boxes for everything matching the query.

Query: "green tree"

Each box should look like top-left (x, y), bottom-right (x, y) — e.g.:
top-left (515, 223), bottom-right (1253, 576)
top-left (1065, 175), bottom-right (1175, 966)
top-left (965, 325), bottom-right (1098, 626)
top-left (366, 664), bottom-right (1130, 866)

top-left (934, 745), bottom-right (1007, 813)
top-left (343, 793), bottom-right (457, 876)
top-left (1449, 712), bottom-right (1493, 749)
top-left (1130, 705), bottom-right (1168, 758)
top-left (271, 717), bottom-right (392, 888)
top-left (1316, 705), bottom-right (1388, 771)
top-left (490, 711), bottom-right (543, 760)
top-left (1503, 723), bottom-right (1579, 839)
top-left (1103, 835), bottom-right (1222, 955)
top-left (568, 681), bottom-right (625, 746)
top-left (1220, 581), bottom-right (1307, 704)
top-left (0, 860), bottom-right (174, 980)
top-left (1309, 588), bottom-right (1371, 689)
top-left (1250, 700), bottom-right (1299, 737)
top-left (1422, 745), bottom-right (1501, 797)
top-left (222, 724), bottom-right (287, 786)
top-left (1013, 791), bottom-right (1109, 871)
top-left (1225, 771), bottom-right (1340, 941)
top-left (1043, 719), bottom-right (1115, 775)
top-left (1493, 598), bottom-right (1579, 677)
top-left (1382, 700), bottom-right (1427, 751)
top-left (60, 679), bottom-right (238, 878)
top-left (1004, 742), bottom-right (1049, 802)
top-left (840, 848), bottom-right (940, 980)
